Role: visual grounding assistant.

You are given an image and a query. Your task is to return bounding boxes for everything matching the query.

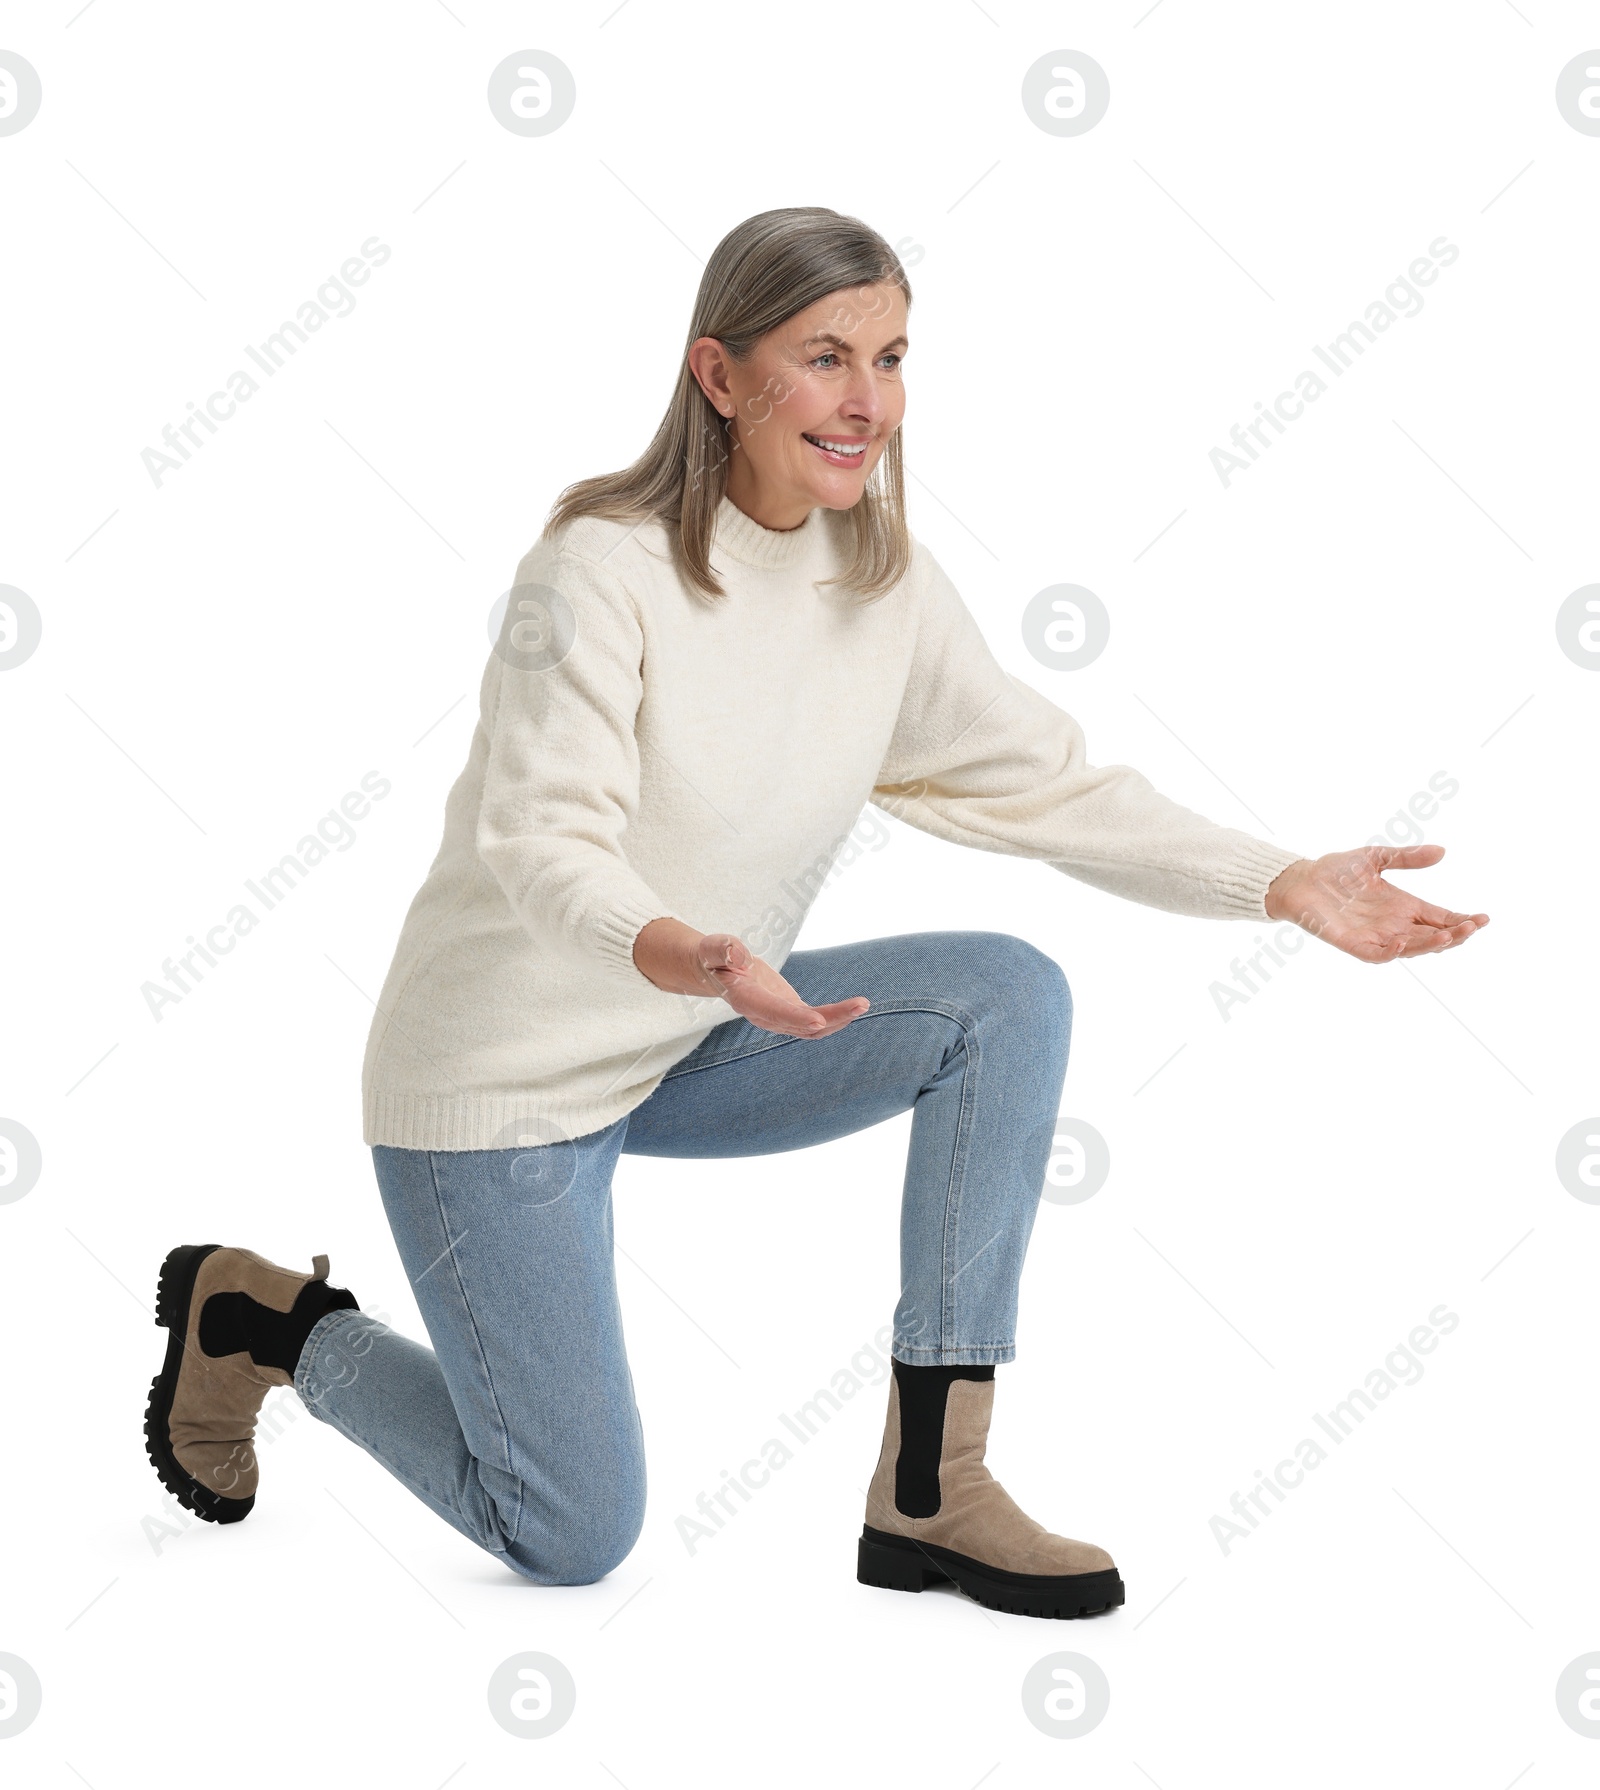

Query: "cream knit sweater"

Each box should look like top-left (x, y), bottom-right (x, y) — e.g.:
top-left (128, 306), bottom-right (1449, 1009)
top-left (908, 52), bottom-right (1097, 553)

top-left (360, 495), bottom-right (1304, 1150)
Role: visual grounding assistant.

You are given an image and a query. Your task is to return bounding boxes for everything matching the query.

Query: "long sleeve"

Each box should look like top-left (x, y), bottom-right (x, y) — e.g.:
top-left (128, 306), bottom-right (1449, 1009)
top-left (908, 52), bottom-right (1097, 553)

top-left (475, 549), bottom-right (675, 981)
top-left (364, 495), bottom-right (1316, 1152)
top-left (870, 544), bottom-right (1306, 922)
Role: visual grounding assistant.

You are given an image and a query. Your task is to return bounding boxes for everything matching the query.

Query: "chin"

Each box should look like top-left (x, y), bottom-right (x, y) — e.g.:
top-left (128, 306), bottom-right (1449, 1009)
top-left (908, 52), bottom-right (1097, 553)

top-left (807, 468), bottom-right (876, 504)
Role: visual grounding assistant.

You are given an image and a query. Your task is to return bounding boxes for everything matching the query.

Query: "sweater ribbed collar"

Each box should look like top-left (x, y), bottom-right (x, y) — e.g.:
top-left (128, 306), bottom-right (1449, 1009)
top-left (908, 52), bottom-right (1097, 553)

top-left (712, 493), bottom-right (827, 571)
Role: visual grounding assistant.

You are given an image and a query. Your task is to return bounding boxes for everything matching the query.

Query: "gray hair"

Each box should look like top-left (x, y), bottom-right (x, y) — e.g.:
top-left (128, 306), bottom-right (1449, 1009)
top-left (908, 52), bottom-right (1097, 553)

top-left (542, 206), bottom-right (914, 602)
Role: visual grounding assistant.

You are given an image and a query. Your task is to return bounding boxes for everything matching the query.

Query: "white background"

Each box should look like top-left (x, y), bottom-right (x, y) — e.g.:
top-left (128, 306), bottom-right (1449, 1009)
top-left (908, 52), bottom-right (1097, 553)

top-left (2, 2), bottom-right (1596, 1784)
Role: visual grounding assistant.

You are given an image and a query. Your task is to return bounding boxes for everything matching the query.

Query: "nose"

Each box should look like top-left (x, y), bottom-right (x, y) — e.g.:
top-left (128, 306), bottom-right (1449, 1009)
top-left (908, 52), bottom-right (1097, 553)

top-left (833, 366), bottom-right (890, 431)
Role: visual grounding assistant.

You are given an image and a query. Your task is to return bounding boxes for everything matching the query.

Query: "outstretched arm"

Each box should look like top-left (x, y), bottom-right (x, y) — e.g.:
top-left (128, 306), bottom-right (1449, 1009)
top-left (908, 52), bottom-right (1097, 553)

top-left (874, 543), bottom-right (1488, 959)
top-left (873, 544), bottom-right (1305, 922)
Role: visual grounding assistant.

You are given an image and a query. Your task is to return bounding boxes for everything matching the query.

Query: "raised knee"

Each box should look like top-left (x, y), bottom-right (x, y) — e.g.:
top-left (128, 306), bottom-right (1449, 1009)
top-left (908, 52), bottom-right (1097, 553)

top-left (964, 931), bottom-right (1071, 1015)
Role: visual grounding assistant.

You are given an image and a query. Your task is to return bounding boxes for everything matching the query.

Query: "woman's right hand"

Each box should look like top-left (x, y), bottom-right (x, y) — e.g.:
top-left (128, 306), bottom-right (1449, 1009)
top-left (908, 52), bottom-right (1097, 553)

top-left (633, 918), bottom-right (869, 1038)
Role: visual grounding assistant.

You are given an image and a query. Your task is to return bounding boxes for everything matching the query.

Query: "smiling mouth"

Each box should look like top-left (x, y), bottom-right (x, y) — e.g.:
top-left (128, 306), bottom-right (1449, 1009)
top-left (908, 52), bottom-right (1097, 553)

top-left (801, 432), bottom-right (872, 466)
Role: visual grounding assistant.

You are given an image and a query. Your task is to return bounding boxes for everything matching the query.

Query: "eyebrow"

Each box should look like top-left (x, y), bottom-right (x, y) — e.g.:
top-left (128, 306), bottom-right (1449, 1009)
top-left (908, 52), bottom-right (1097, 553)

top-left (803, 331), bottom-right (909, 353)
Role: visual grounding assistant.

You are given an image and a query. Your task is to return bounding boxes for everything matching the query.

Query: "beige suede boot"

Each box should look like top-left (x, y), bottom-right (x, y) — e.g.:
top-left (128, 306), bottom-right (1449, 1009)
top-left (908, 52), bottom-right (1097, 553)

top-left (143, 1242), bottom-right (358, 1523)
top-left (859, 1365), bottom-right (1124, 1618)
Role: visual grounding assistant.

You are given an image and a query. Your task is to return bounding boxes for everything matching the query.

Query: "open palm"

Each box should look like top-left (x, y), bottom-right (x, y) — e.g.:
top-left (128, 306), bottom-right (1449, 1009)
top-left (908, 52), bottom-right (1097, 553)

top-left (1265, 844), bottom-right (1489, 962)
top-left (691, 932), bottom-right (869, 1038)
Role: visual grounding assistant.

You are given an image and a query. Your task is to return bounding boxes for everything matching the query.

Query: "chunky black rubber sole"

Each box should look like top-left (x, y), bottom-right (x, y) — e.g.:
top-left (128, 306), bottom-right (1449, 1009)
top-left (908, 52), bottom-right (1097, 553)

top-left (143, 1243), bottom-right (256, 1525)
top-left (857, 1525), bottom-right (1125, 1619)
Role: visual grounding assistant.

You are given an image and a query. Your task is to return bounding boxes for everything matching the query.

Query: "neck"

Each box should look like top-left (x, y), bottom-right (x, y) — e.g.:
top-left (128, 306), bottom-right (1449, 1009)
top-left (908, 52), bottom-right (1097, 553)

top-left (722, 462), bottom-right (816, 532)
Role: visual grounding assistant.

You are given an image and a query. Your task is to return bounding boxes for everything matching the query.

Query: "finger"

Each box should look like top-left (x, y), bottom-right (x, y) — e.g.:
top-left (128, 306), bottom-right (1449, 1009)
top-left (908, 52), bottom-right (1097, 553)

top-left (763, 1010), bottom-right (840, 1037)
top-left (1406, 898), bottom-right (1467, 926)
top-left (1391, 917), bottom-right (1484, 957)
top-left (1372, 843), bottom-right (1446, 870)
top-left (811, 997), bottom-right (870, 1023)
top-left (802, 998), bottom-right (872, 1036)
top-left (702, 935), bottom-right (751, 972)
top-left (728, 986), bottom-right (834, 1034)
top-left (1442, 920), bottom-right (1476, 948)
top-left (1434, 917), bottom-right (1487, 948)
top-left (1410, 899), bottom-right (1489, 929)
top-left (738, 993), bottom-right (869, 1037)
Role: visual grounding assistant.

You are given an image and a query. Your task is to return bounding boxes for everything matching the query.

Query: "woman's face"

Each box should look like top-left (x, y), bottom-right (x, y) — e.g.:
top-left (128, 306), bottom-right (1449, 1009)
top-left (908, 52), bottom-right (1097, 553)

top-left (690, 280), bottom-right (908, 529)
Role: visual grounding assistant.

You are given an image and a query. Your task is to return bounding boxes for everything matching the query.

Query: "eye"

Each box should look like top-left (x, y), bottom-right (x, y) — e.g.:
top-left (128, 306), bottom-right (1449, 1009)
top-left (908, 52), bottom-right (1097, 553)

top-left (810, 348), bottom-right (904, 371)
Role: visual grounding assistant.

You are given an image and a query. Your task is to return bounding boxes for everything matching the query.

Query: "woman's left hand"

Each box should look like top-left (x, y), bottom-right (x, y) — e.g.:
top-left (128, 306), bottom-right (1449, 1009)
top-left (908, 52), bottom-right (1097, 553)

top-left (1264, 844), bottom-right (1489, 962)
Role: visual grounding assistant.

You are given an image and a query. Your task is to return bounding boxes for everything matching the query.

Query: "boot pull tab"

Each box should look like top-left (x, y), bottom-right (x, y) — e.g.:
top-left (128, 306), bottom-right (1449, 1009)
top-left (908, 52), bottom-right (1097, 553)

top-left (311, 1253), bottom-right (330, 1282)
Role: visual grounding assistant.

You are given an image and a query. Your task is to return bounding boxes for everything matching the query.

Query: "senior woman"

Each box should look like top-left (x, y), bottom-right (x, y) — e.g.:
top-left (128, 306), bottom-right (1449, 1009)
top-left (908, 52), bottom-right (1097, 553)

top-left (143, 206), bottom-right (1488, 1620)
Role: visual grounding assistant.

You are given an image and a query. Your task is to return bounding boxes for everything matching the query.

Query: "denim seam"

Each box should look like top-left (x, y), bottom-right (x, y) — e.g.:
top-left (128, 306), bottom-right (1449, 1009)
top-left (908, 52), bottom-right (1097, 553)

top-left (659, 996), bottom-right (980, 1080)
top-left (938, 1013), bottom-right (980, 1359)
top-left (423, 1149), bottom-right (525, 1549)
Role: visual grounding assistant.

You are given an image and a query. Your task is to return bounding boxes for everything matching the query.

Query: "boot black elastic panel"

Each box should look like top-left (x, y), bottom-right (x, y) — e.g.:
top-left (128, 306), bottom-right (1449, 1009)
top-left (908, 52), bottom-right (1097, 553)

top-left (198, 1278), bottom-right (362, 1374)
top-left (892, 1359), bottom-right (995, 1519)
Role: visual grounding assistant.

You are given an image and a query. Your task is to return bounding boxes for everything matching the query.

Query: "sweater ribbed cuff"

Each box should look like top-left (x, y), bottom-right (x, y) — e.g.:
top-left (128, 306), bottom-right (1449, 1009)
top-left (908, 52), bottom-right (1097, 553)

top-left (1213, 839), bottom-right (1310, 921)
top-left (589, 894), bottom-right (677, 982)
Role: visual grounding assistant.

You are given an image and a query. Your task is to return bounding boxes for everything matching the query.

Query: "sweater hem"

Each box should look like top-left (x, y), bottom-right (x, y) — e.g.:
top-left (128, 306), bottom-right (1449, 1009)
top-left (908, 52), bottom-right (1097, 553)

top-left (362, 1082), bottom-right (668, 1152)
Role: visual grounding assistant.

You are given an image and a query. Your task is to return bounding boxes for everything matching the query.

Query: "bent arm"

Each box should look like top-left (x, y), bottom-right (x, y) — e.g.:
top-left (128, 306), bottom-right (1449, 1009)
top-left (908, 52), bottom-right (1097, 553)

top-left (475, 549), bottom-right (677, 982)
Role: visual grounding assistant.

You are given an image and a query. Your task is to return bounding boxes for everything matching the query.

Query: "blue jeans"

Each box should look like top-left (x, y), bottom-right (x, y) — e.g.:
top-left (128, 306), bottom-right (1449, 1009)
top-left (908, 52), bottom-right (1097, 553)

top-left (294, 930), bottom-right (1072, 1583)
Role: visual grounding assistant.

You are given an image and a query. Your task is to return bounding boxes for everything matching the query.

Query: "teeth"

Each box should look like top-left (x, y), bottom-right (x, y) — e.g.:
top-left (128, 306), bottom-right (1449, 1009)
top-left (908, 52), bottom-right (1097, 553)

top-left (805, 434), bottom-right (867, 456)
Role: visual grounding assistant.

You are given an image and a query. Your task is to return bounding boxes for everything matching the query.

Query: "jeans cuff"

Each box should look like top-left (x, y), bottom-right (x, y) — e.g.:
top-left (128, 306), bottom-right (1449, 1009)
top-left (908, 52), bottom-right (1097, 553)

top-left (891, 1342), bottom-right (1015, 1366)
top-left (293, 1305), bottom-right (375, 1412)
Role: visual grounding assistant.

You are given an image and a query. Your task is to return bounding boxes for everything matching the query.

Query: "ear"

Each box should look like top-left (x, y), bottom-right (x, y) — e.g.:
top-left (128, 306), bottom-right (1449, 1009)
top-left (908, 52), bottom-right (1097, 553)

top-left (686, 336), bottom-right (735, 417)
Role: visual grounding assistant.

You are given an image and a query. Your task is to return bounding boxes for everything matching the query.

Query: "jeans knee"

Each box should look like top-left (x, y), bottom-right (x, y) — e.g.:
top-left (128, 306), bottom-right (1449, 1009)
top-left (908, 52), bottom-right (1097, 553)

top-left (962, 931), bottom-right (1071, 1025)
top-left (499, 1483), bottom-right (645, 1586)
top-left (550, 1502), bottom-right (644, 1585)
